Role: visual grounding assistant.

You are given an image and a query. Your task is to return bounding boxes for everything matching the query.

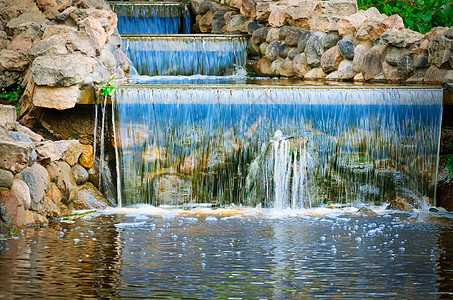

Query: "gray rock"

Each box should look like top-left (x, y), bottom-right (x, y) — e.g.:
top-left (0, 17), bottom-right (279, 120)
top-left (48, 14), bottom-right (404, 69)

top-left (19, 164), bottom-right (50, 210)
top-left (338, 59), bottom-right (355, 80)
top-left (212, 10), bottom-right (226, 33)
top-left (73, 182), bottom-right (109, 210)
top-left (31, 54), bottom-right (98, 87)
top-left (38, 197), bottom-right (61, 219)
top-left (56, 161), bottom-right (78, 205)
top-left (35, 140), bottom-right (83, 166)
top-left (407, 70), bottom-right (426, 84)
top-left (10, 179), bottom-right (31, 210)
top-left (278, 43), bottom-right (289, 59)
top-left (292, 53), bottom-right (310, 78)
top-left (0, 139), bottom-right (33, 174)
top-left (0, 169), bottom-right (14, 188)
top-left (297, 31), bottom-right (312, 53)
top-left (266, 28), bottom-right (279, 43)
top-left (377, 30), bottom-right (423, 48)
top-left (287, 49), bottom-right (299, 60)
top-left (6, 11), bottom-right (47, 37)
top-left (226, 14), bottom-right (249, 33)
top-left (428, 34), bottom-right (453, 68)
top-left (321, 46), bottom-right (342, 74)
top-left (28, 35), bottom-right (68, 59)
top-left (352, 44), bottom-right (367, 73)
top-left (71, 164), bottom-right (89, 185)
top-left (0, 71), bottom-right (21, 89)
top-left (323, 33), bottom-right (341, 50)
top-left (397, 54), bottom-right (414, 79)
top-left (259, 42), bottom-right (269, 56)
top-left (279, 59), bottom-right (295, 77)
top-left (271, 59), bottom-right (283, 75)
top-left (444, 27), bottom-right (453, 39)
top-left (209, 2), bottom-right (220, 12)
top-left (337, 40), bottom-right (354, 60)
top-left (305, 31), bottom-right (326, 68)
top-left (0, 104), bottom-right (17, 131)
top-left (197, 1), bottom-right (211, 14)
top-left (265, 41), bottom-right (280, 61)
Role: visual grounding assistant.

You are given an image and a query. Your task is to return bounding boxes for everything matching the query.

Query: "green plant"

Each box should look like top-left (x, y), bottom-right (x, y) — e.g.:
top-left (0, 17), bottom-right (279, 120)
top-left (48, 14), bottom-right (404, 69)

top-left (96, 76), bottom-right (116, 97)
top-left (0, 82), bottom-right (23, 114)
top-left (357, 0), bottom-right (453, 33)
top-left (445, 154), bottom-right (453, 183)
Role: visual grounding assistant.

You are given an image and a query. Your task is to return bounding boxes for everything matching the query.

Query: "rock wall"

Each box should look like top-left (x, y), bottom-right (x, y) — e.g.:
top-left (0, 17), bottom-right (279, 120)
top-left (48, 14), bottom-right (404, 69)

top-left (191, 0), bottom-right (453, 85)
top-left (0, 104), bottom-right (109, 234)
top-left (0, 0), bottom-right (129, 114)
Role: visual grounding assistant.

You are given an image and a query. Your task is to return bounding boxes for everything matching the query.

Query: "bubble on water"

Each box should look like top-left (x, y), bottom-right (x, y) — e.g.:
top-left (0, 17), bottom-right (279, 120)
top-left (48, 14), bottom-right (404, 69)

top-left (78, 259), bottom-right (82, 262)
top-left (331, 246), bottom-right (337, 254)
top-left (73, 238), bottom-right (80, 244)
top-left (399, 247), bottom-right (405, 252)
top-left (80, 233), bottom-right (84, 237)
top-left (92, 238), bottom-right (97, 241)
top-left (320, 236), bottom-right (326, 241)
top-left (355, 237), bottom-right (362, 243)
top-left (201, 253), bottom-right (206, 257)
top-left (206, 216), bottom-right (217, 222)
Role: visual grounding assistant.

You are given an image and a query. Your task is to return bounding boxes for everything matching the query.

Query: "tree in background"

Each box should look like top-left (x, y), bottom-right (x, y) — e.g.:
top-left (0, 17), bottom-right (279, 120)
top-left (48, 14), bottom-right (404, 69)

top-left (357, 0), bottom-right (453, 33)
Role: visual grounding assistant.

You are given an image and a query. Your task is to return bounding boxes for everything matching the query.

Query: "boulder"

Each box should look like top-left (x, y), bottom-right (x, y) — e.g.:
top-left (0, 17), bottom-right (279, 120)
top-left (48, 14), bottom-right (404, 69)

top-left (19, 163), bottom-right (50, 210)
top-left (265, 41), bottom-right (280, 61)
top-left (256, 57), bottom-right (272, 76)
top-left (211, 10), bottom-right (226, 33)
top-left (17, 124), bottom-right (44, 142)
top-left (413, 53), bottom-right (430, 69)
top-left (7, 32), bottom-right (33, 55)
top-left (241, 0), bottom-right (256, 19)
top-left (8, 131), bottom-right (37, 165)
top-left (79, 144), bottom-right (93, 169)
top-left (6, 11), bottom-right (47, 37)
top-left (279, 59), bottom-right (295, 77)
top-left (337, 10), bottom-right (368, 36)
top-left (0, 169), bottom-right (14, 188)
top-left (305, 31), bottom-right (326, 68)
top-left (277, 43), bottom-right (289, 59)
top-left (268, 9), bottom-right (286, 28)
top-left (71, 163), bottom-right (89, 185)
top-left (304, 67), bottom-right (326, 80)
top-left (74, 182), bottom-right (109, 210)
top-left (270, 58), bottom-right (283, 75)
top-left (325, 70), bottom-right (338, 80)
top-left (287, 48), bottom-right (299, 60)
top-left (357, 207), bottom-right (377, 215)
top-left (337, 39), bottom-right (354, 60)
top-left (259, 41), bottom-right (269, 56)
top-left (0, 139), bottom-right (33, 173)
top-left (251, 27), bottom-right (269, 45)
top-left (0, 71), bottom-right (21, 89)
top-left (322, 32), bottom-right (341, 50)
top-left (31, 54), bottom-right (97, 87)
top-left (361, 46), bottom-right (383, 81)
top-left (297, 31), bottom-right (312, 53)
top-left (81, 16), bottom-right (108, 48)
top-left (424, 65), bottom-right (448, 83)
top-left (33, 85), bottom-right (80, 110)
top-left (0, 190), bottom-right (28, 230)
top-left (247, 21), bottom-right (263, 35)
top-left (384, 46), bottom-right (408, 67)
top-left (320, 45), bottom-right (342, 73)
top-left (292, 53), bottom-right (310, 78)
top-left (0, 104), bottom-right (17, 131)
top-left (377, 29), bottom-right (423, 48)
top-left (445, 27), bottom-right (453, 39)
top-left (10, 179), bottom-right (31, 210)
top-left (28, 35), bottom-right (68, 59)
top-left (266, 28), bottom-right (279, 43)
top-left (282, 27), bottom-right (302, 47)
top-left (397, 54), bottom-right (414, 79)
top-left (352, 44), bottom-right (367, 73)
top-left (226, 14), bottom-right (249, 33)
top-left (338, 59), bottom-right (355, 80)
top-left (56, 160), bottom-right (78, 205)
top-left (199, 10), bottom-right (213, 33)
top-left (0, 49), bottom-right (29, 71)
top-left (406, 70), bottom-right (426, 84)
top-left (428, 34), bottom-right (453, 68)
top-left (386, 197), bottom-right (414, 212)
top-left (35, 140), bottom-right (83, 166)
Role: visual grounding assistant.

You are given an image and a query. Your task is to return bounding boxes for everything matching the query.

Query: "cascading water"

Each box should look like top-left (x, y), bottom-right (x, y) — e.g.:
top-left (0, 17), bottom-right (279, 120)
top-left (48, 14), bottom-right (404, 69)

top-left (110, 1), bottom-right (191, 34)
top-left (122, 34), bottom-right (247, 75)
top-left (113, 86), bottom-right (443, 209)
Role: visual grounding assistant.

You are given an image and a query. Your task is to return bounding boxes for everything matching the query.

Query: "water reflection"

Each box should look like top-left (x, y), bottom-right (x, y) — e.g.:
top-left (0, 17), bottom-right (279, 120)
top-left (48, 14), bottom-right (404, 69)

top-left (0, 209), bottom-right (452, 298)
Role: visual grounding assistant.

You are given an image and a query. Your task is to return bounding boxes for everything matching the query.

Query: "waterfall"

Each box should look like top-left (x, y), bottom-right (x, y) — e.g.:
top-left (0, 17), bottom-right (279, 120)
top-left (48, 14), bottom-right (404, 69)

top-left (110, 2), bottom-right (191, 34)
top-left (121, 34), bottom-right (247, 76)
top-left (112, 86), bottom-right (443, 208)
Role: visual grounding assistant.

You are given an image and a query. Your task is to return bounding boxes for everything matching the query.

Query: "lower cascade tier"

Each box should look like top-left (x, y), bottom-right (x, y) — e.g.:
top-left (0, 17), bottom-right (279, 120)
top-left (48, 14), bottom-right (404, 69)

top-left (111, 86), bottom-right (443, 208)
top-left (122, 34), bottom-right (248, 76)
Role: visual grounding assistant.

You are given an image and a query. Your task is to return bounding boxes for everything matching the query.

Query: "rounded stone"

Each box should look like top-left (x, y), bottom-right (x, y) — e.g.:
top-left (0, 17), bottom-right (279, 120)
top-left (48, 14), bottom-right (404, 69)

top-left (247, 22), bottom-right (263, 35)
top-left (284, 28), bottom-right (302, 47)
top-left (265, 41), bottom-right (280, 61)
top-left (71, 163), bottom-right (89, 185)
top-left (251, 27), bottom-right (269, 45)
top-left (11, 179), bottom-right (31, 210)
top-left (287, 49), bottom-right (299, 60)
top-left (19, 163), bottom-right (50, 211)
top-left (0, 169), bottom-right (14, 188)
top-left (304, 31), bottom-right (326, 68)
top-left (323, 33), bottom-right (341, 50)
top-left (337, 40), bottom-right (354, 60)
top-left (278, 43), bottom-right (289, 59)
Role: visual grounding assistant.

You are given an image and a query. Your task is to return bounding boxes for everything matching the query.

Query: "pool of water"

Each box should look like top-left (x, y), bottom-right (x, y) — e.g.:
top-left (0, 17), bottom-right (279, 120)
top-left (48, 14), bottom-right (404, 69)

top-left (1, 206), bottom-right (453, 298)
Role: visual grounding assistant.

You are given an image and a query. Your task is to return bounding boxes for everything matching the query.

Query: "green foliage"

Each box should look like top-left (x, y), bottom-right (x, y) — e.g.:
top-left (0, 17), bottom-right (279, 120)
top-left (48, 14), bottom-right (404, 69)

top-left (0, 82), bottom-right (23, 115)
top-left (96, 76), bottom-right (116, 98)
top-left (357, 0), bottom-right (453, 34)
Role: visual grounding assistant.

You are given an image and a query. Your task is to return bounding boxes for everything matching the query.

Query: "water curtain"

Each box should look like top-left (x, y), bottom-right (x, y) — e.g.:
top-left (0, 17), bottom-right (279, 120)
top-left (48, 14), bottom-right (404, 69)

top-left (113, 86), bottom-right (443, 209)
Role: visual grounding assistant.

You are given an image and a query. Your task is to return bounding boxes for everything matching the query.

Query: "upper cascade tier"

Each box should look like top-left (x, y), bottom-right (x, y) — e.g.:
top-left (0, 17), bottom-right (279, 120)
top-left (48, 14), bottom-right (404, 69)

top-left (122, 34), bottom-right (248, 76)
top-left (110, 1), bottom-right (191, 34)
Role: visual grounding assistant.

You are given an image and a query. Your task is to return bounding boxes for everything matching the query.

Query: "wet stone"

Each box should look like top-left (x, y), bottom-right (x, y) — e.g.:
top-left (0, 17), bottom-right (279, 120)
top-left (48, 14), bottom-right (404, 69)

top-left (337, 40), bottom-right (354, 60)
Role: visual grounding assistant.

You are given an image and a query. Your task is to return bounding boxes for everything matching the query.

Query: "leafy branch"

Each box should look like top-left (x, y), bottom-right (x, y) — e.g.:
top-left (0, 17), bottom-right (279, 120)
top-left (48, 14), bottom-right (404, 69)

top-left (96, 76), bottom-right (116, 97)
